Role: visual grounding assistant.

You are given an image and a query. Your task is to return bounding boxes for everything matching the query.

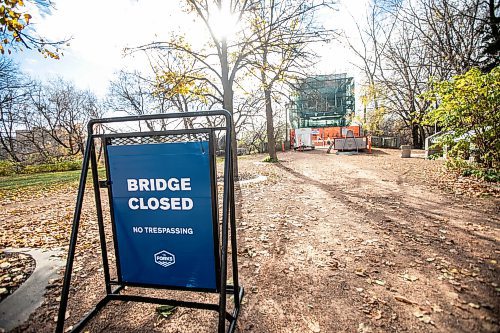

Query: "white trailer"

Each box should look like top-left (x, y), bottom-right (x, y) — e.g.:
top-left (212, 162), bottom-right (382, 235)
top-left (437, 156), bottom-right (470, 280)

top-left (293, 128), bottom-right (314, 150)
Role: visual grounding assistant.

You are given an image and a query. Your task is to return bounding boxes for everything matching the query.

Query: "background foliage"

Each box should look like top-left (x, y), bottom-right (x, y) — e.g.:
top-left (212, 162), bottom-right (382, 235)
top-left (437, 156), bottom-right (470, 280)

top-left (423, 67), bottom-right (500, 170)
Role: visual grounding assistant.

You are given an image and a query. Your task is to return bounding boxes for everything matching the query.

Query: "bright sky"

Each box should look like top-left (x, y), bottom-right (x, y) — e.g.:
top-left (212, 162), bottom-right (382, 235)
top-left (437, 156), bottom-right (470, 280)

top-left (12, 0), bottom-right (370, 103)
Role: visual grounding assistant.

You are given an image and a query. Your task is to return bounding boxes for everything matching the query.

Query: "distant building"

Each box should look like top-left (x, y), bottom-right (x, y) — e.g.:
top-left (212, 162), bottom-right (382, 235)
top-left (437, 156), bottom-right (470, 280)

top-left (14, 125), bottom-right (84, 161)
top-left (14, 128), bottom-right (58, 161)
top-left (289, 74), bottom-right (355, 128)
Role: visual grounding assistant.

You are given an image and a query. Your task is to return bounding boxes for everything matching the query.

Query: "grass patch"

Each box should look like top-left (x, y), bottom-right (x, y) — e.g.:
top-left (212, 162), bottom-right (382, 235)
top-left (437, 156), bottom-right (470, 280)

top-left (0, 168), bottom-right (106, 202)
top-left (0, 169), bottom-right (83, 191)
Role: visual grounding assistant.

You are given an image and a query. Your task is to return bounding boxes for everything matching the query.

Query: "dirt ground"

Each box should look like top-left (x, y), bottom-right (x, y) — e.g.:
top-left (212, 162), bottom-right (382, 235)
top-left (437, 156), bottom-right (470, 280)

top-left (1, 148), bottom-right (499, 332)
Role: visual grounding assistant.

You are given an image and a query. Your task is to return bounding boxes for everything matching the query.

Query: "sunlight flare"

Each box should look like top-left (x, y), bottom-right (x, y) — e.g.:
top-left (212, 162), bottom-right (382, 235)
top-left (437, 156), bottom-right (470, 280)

top-left (208, 3), bottom-right (239, 40)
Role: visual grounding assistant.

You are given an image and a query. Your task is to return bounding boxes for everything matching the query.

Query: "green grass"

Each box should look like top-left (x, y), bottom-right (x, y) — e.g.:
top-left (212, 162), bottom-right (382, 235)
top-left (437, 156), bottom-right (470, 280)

top-left (0, 168), bottom-right (108, 201)
top-left (0, 169), bottom-right (82, 191)
top-left (0, 168), bottom-right (106, 192)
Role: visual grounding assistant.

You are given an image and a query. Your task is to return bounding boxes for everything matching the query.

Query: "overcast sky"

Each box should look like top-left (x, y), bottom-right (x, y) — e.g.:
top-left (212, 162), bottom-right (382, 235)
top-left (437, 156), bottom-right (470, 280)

top-left (12, 0), bottom-right (369, 100)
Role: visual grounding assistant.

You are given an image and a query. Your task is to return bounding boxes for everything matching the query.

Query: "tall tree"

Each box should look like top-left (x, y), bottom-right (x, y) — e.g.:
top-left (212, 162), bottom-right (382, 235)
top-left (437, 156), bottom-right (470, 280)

top-left (398, 0), bottom-right (485, 76)
top-left (478, 0), bottom-right (499, 71)
top-left (379, 20), bottom-right (433, 148)
top-left (130, 0), bottom-right (260, 175)
top-left (249, 0), bottom-right (335, 161)
top-left (151, 50), bottom-right (219, 130)
top-left (347, 0), bottom-right (495, 147)
top-left (107, 70), bottom-right (175, 131)
top-left (0, 57), bottom-right (31, 161)
top-left (23, 78), bottom-right (102, 159)
top-left (339, 1), bottom-right (397, 132)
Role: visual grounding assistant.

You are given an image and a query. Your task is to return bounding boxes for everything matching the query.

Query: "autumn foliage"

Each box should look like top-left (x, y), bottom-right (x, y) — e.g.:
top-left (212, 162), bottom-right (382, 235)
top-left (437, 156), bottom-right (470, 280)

top-left (0, 0), bottom-right (64, 58)
top-left (423, 67), bottom-right (500, 170)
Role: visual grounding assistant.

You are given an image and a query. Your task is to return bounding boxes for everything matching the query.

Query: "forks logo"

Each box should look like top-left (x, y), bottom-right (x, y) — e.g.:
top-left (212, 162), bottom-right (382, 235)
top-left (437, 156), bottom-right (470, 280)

top-left (154, 250), bottom-right (176, 268)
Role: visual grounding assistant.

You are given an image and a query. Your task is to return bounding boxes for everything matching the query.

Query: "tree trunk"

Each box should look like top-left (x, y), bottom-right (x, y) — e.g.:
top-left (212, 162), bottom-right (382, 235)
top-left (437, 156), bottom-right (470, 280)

top-left (264, 87), bottom-right (277, 160)
top-left (260, 49), bottom-right (277, 161)
top-left (418, 125), bottom-right (426, 151)
top-left (220, 38), bottom-right (239, 176)
top-left (411, 123), bottom-right (424, 149)
top-left (363, 104), bottom-right (367, 126)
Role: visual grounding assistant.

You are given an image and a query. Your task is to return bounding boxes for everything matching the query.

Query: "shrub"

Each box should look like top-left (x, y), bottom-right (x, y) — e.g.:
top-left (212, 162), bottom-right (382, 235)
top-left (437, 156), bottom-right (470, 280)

top-left (444, 157), bottom-right (470, 171)
top-left (0, 160), bottom-right (19, 176)
top-left (423, 67), bottom-right (500, 169)
top-left (466, 168), bottom-right (500, 182)
top-left (21, 159), bottom-right (82, 174)
top-left (427, 153), bottom-right (440, 160)
top-left (446, 158), bottom-right (500, 182)
top-left (262, 156), bottom-right (278, 163)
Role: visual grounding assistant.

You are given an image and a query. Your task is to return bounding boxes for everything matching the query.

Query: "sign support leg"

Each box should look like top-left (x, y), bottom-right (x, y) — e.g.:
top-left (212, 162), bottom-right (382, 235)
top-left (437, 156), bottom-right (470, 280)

top-left (89, 141), bottom-right (112, 294)
top-left (55, 137), bottom-right (93, 333)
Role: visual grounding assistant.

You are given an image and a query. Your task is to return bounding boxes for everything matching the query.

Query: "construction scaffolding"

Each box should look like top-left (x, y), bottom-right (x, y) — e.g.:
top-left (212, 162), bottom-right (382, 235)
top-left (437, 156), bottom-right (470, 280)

top-left (289, 74), bottom-right (355, 128)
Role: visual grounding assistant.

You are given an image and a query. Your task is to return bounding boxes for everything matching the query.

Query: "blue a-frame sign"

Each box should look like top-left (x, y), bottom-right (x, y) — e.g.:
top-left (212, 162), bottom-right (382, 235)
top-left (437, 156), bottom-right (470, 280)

top-left (106, 141), bottom-right (219, 290)
top-left (56, 111), bottom-right (243, 333)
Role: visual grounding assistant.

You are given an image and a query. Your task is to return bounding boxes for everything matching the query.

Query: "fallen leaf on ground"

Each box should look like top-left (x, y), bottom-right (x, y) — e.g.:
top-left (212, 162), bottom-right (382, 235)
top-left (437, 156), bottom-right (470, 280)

top-left (468, 303), bottom-right (480, 309)
top-left (303, 318), bottom-right (320, 333)
top-left (156, 305), bottom-right (177, 319)
top-left (413, 310), bottom-right (424, 318)
top-left (355, 269), bottom-right (367, 277)
top-left (432, 304), bottom-right (443, 313)
top-left (401, 274), bottom-right (419, 282)
top-left (357, 323), bottom-right (372, 333)
top-left (454, 303), bottom-right (470, 311)
top-left (394, 295), bottom-right (417, 305)
top-left (372, 310), bottom-right (382, 320)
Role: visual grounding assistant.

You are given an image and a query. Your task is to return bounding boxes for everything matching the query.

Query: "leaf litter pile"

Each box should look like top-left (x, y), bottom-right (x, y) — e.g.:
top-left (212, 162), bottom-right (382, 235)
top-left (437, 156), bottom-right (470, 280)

top-left (0, 148), bottom-right (498, 332)
top-left (0, 251), bottom-right (35, 302)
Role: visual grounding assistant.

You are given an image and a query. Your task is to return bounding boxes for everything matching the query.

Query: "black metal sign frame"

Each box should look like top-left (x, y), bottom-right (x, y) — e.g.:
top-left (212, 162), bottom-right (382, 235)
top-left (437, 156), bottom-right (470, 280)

top-left (56, 110), bottom-right (243, 333)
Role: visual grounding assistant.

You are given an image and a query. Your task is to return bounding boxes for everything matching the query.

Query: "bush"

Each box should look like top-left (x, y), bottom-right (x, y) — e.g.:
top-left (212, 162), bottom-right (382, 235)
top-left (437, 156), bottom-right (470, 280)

top-left (444, 157), bottom-right (470, 171)
top-left (0, 160), bottom-right (20, 176)
top-left (423, 67), bottom-right (500, 169)
top-left (446, 158), bottom-right (500, 182)
top-left (262, 156), bottom-right (278, 163)
top-left (427, 153), bottom-right (441, 160)
top-left (21, 160), bottom-right (82, 174)
top-left (0, 158), bottom-right (82, 176)
top-left (464, 169), bottom-right (500, 182)
top-left (449, 140), bottom-right (471, 160)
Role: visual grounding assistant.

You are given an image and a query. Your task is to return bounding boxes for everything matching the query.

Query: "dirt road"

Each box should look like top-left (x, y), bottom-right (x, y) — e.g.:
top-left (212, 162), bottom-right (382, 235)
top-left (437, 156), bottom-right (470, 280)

top-left (2, 149), bottom-right (499, 332)
top-left (237, 150), bottom-right (499, 333)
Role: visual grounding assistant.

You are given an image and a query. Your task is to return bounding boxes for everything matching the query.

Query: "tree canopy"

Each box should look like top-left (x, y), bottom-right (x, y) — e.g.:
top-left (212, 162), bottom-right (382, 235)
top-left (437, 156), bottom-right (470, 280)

top-left (0, 0), bottom-right (67, 58)
top-left (344, 0), bottom-right (499, 148)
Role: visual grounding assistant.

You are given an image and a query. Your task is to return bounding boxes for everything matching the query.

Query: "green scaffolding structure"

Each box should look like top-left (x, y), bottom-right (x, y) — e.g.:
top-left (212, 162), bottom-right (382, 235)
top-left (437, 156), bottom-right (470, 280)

top-left (289, 74), bottom-right (355, 128)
